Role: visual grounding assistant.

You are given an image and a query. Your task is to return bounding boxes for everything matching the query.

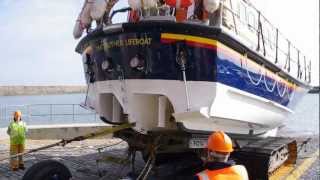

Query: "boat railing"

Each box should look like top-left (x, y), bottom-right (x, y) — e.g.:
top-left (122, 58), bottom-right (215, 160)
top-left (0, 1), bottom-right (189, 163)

top-left (0, 104), bottom-right (101, 128)
top-left (216, 0), bottom-right (312, 83)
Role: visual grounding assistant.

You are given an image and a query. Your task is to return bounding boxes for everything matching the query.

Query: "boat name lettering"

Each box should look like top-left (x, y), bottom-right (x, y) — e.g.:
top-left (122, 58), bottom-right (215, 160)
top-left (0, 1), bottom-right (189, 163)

top-left (104, 38), bottom-right (152, 49)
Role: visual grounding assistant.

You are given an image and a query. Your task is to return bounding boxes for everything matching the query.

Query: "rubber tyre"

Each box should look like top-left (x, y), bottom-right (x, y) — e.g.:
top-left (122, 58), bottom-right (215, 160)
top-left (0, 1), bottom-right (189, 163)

top-left (22, 160), bottom-right (72, 180)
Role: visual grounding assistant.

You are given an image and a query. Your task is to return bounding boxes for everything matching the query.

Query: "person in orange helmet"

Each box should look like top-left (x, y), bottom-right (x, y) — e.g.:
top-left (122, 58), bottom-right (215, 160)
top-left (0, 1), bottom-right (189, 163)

top-left (194, 131), bottom-right (249, 180)
top-left (7, 110), bottom-right (27, 171)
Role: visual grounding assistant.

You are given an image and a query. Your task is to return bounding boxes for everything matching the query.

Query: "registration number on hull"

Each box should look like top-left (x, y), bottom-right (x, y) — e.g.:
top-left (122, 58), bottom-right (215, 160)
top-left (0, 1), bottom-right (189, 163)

top-left (189, 138), bottom-right (208, 149)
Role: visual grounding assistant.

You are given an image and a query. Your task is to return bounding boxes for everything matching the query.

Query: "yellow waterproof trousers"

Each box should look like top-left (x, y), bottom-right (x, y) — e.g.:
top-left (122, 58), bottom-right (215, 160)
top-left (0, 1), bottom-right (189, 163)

top-left (10, 144), bottom-right (24, 170)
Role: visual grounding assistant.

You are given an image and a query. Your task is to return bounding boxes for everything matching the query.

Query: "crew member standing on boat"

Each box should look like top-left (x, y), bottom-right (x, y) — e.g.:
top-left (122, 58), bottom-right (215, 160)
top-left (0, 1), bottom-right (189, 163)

top-left (194, 131), bottom-right (249, 180)
top-left (7, 110), bottom-right (27, 171)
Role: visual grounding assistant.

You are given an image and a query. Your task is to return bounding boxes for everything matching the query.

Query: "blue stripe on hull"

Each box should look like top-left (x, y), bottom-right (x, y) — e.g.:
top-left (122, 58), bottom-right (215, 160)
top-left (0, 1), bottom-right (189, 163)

top-left (215, 52), bottom-right (305, 109)
top-left (87, 32), bottom-right (306, 110)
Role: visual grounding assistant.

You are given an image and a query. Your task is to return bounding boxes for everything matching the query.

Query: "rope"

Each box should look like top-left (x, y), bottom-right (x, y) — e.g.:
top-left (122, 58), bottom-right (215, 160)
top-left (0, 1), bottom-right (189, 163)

top-left (276, 79), bottom-right (287, 98)
top-left (136, 136), bottom-right (161, 180)
top-left (142, 159), bottom-right (154, 180)
top-left (263, 70), bottom-right (277, 92)
top-left (136, 153), bottom-right (153, 180)
top-left (96, 140), bottom-right (124, 151)
top-left (0, 140), bottom-right (124, 154)
top-left (245, 55), bottom-right (263, 86)
top-left (287, 84), bottom-right (295, 102)
top-left (0, 123), bottom-right (134, 162)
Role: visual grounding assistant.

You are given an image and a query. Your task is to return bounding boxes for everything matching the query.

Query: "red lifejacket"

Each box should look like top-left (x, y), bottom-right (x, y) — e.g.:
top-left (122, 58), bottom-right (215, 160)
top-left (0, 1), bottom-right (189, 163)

top-left (175, 7), bottom-right (188, 22)
top-left (128, 10), bottom-right (140, 22)
top-left (196, 165), bottom-right (249, 180)
top-left (165, 0), bottom-right (192, 8)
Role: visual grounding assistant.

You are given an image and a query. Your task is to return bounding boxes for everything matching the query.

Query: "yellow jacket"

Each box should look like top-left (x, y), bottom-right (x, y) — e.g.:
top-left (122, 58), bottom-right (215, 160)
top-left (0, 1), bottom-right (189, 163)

top-left (7, 121), bottom-right (27, 145)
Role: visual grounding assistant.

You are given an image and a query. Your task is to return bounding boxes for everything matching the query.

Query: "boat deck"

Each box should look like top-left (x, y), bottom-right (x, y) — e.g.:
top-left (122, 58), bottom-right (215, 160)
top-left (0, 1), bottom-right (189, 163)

top-left (0, 136), bottom-right (318, 180)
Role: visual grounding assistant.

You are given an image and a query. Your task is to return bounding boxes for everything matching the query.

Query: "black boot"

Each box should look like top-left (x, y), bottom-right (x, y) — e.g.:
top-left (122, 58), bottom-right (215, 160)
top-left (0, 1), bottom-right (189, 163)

top-left (11, 167), bottom-right (19, 171)
top-left (19, 164), bottom-right (25, 170)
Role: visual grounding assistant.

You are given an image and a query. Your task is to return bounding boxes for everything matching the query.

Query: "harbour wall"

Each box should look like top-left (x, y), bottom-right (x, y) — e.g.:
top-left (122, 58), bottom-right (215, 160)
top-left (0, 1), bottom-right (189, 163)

top-left (0, 86), bottom-right (86, 96)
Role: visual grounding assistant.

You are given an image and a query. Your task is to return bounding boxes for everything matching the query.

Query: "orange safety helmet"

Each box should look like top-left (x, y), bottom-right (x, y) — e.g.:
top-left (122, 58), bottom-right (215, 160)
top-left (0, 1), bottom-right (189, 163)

top-left (207, 131), bottom-right (234, 153)
top-left (14, 110), bottom-right (22, 118)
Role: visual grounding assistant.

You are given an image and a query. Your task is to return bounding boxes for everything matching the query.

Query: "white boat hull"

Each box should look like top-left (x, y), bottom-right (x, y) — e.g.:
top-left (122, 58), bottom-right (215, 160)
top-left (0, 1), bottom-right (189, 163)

top-left (86, 79), bottom-right (289, 136)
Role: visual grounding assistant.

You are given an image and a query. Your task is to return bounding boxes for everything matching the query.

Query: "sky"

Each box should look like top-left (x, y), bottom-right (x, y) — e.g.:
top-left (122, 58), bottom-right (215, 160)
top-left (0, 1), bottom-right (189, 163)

top-left (0, 0), bottom-right (318, 86)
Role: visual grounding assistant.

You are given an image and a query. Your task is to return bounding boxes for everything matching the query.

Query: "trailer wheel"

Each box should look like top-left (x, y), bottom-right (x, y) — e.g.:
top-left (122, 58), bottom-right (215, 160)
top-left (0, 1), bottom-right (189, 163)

top-left (22, 160), bottom-right (72, 180)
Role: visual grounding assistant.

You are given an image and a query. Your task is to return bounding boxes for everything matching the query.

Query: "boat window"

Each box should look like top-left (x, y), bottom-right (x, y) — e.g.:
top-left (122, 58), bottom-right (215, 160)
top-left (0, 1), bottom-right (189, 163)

top-left (264, 22), bottom-right (276, 52)
top-left (277, 36), bottom-right (287, 67)
top-left (221, 0), bottom-right (235, 30)
top-left (290, 48), bottom-right (299, 77)
top-left (269, 29), bottom-right (275, 50)
top-left (263, 26), bottom-right (270, 49)
top-left (247, 10), bottom-right (256, 31)
top-left (237, 1), bottom-right (247, 24)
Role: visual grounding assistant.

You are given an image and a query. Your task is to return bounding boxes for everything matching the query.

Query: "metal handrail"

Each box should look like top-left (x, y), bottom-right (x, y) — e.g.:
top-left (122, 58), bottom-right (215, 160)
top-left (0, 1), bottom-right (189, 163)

top-left (218, 0), bottom-right (311, 83)
top-left (0, 104), bottom-right (99, 127)
top-left (103, 0), bottom-right (311, 83)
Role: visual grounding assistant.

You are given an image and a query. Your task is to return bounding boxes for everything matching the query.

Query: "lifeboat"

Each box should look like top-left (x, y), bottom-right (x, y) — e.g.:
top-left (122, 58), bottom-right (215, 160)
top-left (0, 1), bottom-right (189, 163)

top-left (75, 0), bottom-right (312, 137)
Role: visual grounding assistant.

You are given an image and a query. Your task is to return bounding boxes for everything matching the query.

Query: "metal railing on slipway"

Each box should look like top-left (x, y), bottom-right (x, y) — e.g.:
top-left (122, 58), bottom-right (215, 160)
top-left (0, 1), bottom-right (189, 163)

top-left (0, 104), bottom-right (101, 128)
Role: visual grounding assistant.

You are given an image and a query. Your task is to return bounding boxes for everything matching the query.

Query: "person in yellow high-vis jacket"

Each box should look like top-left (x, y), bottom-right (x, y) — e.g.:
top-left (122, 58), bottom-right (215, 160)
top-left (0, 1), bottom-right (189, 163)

top-left (6, 110), bottom-right (27, 171)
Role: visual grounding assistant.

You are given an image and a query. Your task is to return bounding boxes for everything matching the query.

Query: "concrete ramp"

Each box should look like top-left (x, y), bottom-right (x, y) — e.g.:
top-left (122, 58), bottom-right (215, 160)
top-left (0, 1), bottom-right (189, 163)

top-left (0, 128), bottom-right (8, 140)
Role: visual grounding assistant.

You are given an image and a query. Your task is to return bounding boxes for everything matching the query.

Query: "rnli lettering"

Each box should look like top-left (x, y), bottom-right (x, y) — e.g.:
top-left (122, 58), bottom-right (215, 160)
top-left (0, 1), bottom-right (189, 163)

top-left (104, 38), bottom-right (152, 49)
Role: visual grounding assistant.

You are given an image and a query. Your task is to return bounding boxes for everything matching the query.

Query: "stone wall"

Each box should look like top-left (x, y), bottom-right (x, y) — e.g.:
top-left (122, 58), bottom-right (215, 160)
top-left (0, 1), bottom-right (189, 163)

top-left (0, 86), bottom-right (87, 96)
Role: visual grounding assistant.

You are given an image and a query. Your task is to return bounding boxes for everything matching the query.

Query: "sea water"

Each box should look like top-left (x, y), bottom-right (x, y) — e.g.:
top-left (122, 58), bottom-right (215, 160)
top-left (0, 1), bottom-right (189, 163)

top-left (281, 93), bottom-right (319, 136)
top-left (0, 94), bottom-right (99, 127)
top-left (0, 93), bottom-right (318, 134)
